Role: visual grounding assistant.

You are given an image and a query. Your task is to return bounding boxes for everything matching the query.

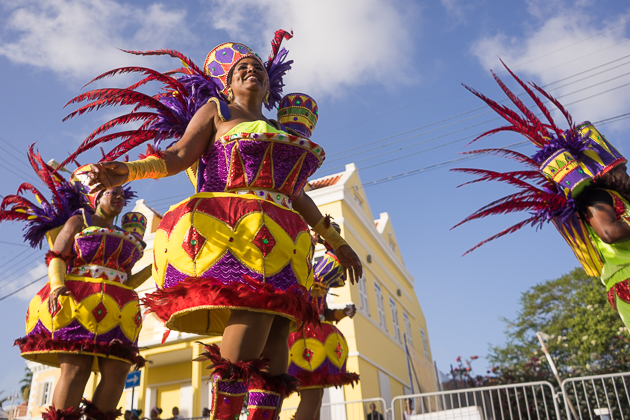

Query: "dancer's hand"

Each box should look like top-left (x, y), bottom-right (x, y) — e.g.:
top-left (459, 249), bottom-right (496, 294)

top-left (344, 304), bottom-right (357, 319)
top-left (48, 286), bottom-right (72, 314)
top-left (85, 162), bottom-right (129, 193)
top-left (336, 245), bottom-right (363, 285)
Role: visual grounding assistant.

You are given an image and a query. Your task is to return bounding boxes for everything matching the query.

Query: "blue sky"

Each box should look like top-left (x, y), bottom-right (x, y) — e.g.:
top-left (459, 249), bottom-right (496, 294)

top-left (1, 0), bottom-right (630, 396)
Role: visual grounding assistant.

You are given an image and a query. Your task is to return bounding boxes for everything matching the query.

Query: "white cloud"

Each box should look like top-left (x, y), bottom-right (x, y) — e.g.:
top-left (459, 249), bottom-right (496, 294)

top-left (0, 262), bottom-right (47, 301)
top-left (440, 0), bottom-right (478, 24)
top-left (204, 0), bottom-right (419, 98)
top-left (0, 0), bottom-right (191, 81)
top-left (470, 6), bottom-right (630, 136)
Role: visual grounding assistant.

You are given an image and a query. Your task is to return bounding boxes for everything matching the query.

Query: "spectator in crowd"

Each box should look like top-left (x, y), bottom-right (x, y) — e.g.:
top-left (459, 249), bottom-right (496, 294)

top-left (150, 407), bottom-right (162, 420)
top-left (201, 408), bottom-right (210, 418)
top-left (169, 407), bottom-right (183, 420)
top-left (366, 403), bottom-right (384, 420)
top-left (404, 399), bottom-right (416, 420)
top-left (124, 411), bottom-right (132, 420)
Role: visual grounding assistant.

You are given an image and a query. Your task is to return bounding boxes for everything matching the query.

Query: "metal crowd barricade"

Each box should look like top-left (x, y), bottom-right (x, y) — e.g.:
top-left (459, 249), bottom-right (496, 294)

top-left (391, 381), bottom-right (561, 420)
top-left (280, 397), bottom-right (388, 420)
top-left (561, 371), bottom-right (630, 419)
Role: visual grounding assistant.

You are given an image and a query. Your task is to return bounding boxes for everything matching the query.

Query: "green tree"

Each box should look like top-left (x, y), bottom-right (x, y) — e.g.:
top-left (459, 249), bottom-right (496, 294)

top-left (488, 267), bottom-right (630, 376)
top-left (20, 368), bottom-right (32, 402)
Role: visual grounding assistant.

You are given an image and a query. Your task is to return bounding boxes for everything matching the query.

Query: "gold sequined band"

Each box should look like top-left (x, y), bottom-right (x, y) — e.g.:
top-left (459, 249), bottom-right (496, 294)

top-left (312, 216), bottom-right (348, 250)
top-left (49, 258), bottom-right (67, 292)
top-left (124, 156), bottom-right (168, 182)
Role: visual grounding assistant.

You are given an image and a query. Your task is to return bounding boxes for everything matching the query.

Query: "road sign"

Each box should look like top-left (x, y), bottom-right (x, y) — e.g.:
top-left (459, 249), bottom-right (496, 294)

top-left (125, 371), bottom-right (141, 389)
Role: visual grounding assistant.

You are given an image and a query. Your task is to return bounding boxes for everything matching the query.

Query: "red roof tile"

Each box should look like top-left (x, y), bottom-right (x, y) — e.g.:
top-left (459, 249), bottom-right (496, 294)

top-left (309, 175), bottom-right (341, 190)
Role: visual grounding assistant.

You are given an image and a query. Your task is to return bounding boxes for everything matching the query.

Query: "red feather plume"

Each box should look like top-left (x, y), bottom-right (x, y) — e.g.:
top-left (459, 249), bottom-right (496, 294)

top-left (60, 130), bottom-right (157, 169)
top-left (63, 89), bottom-right (172, 122)
top-left (119, 48), bottom-right (207, 78)
top-left (267, 29), bottom-right (294, 64)
top-left (100, 130), bottom-right (162, 162)
top-left (499, 61), bottom-right (564, 138)
top-left (460, 148), bottom-right (538, 168)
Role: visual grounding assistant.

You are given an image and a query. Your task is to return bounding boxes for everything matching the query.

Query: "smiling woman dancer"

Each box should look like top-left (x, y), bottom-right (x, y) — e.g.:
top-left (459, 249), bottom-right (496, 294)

top-left (8, 149), bottom-right (150, 420)
top-left (61, 30), bottom-right (363, 420)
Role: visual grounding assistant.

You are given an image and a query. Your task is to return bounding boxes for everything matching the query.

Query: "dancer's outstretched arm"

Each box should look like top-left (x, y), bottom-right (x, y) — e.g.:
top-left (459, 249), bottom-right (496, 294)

top-left (84, 101), bottom-right (219, 192)
top-left (293, 190), bottom-right (363, 284)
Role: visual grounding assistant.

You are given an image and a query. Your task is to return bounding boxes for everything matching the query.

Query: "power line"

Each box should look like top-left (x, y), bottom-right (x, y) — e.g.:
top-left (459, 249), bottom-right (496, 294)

top-left (0, 240), bottom-right (32, 248)
top-left (0, 274), bottom-right (46, 302)
top-left (315, 19), bottom-right (630, 140)
top-left (323, 56), bottom-right (630, 168)
top-left (321, 65), bottom-right (630, 174)
top-left (359, 112), bottom-right (630, 188)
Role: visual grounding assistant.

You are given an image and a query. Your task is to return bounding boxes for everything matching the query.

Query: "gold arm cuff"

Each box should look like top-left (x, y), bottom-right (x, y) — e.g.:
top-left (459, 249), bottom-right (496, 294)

top-left (124, 156), bottom-right (168, 182)
top-left (48, 258), bottom-right (67, 292)
top-left (312, 217), bottom-right (348, 250)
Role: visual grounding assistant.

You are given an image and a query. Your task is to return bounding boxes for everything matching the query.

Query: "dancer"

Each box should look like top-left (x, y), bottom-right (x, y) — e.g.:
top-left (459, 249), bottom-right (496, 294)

top-left (278, 95), bottom-right (359, 420)
top-left (287, 226), bottom-right (359, 420)
top-left (9, 150), bottom-right (150, 420)
top-left (454, 62), bottom-right (630, 329)
top-left (61, 31), bottom-right (363, 420)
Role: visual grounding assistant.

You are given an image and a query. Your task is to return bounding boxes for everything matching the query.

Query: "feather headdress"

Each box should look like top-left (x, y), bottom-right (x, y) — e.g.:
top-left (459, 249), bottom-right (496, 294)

top-left (453, 62), bottom-right (624, 276)
top-left (60, 30), bottom-right (294, 169)
top-left (0, 146), bottom-right (136, 248)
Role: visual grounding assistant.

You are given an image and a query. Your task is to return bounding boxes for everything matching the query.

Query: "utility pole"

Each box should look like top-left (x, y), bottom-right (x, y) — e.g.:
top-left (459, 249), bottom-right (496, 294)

top-left (536, 332), bottom-right (578, 419)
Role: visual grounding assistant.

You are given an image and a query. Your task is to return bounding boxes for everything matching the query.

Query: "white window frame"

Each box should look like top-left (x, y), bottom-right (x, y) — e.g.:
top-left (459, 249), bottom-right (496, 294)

top-left (403, 312), bottom-right (413, 346)
top-left (389, 297), bottom-right (401, 342)
top-left (420, 327), bottom-right (431, 361)
top-left (358, 276), bottom-right (369, 315)
top-left (38, 380), bottom-right (53, 406)
top-left (374, 282), bottom-right (387, 330)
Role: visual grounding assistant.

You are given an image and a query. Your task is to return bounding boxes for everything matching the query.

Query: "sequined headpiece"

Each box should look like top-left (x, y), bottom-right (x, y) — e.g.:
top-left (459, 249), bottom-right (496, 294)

top-left (539, 122), bottom-right (625, 198)
top-left (204, 43), bottom-right (264, 95)
top-left (121, 211), bottom-right (147, 242)
top-left (277, 93), bottom-right (319, 138)
top-left (454, 62), bottom-right (626, 276)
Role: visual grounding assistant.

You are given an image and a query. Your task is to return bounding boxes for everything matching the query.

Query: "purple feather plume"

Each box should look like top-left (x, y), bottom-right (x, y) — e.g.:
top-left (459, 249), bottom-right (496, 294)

top-left (265, 47), bottom-right (293, 110)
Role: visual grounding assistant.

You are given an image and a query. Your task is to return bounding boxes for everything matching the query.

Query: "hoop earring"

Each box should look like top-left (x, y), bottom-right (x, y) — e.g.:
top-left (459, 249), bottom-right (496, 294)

top-left (227, 87), bottom-right (234, 103)
top-left (264, 91), bottom-right (270, 105)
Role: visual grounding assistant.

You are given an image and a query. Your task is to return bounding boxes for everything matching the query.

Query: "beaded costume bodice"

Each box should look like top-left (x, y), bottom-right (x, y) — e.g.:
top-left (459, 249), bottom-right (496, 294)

top-left (586, 190), bottom-right (630, 289)
top-left (69, 224), bottom-right (144, 283)
top-left (199, 121), bottom-right (325, 201)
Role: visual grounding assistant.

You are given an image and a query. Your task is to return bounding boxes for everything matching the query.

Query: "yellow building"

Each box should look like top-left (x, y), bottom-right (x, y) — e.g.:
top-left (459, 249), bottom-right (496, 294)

top-left (24, 164), bottom-right (437, 419)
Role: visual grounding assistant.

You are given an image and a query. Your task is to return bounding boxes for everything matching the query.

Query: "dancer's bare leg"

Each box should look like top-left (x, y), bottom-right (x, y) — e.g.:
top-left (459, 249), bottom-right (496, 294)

top-left (53, 354), bottom-right (93, 409)
top-left (260, 316), bottom-right (290, 375)
top-left (92, 358), bottom-right (131, 412)
top-left (221, 310), bottom-right (276, 362)
top-left (295, 388), bottom-right (324, 420)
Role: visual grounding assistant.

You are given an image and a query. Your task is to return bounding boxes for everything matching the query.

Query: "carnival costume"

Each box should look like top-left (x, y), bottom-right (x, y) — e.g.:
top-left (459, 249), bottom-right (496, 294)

top-left (287, 245), bottom-right (360, 389)
top-left (10, 155), bottom-right (147, 370)
top-left (278, 98), bottom-right (360, 389)
top-left (454, 62), bottom-right (630, 327)
top-left (59, 31), bottom-right (353, 419)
